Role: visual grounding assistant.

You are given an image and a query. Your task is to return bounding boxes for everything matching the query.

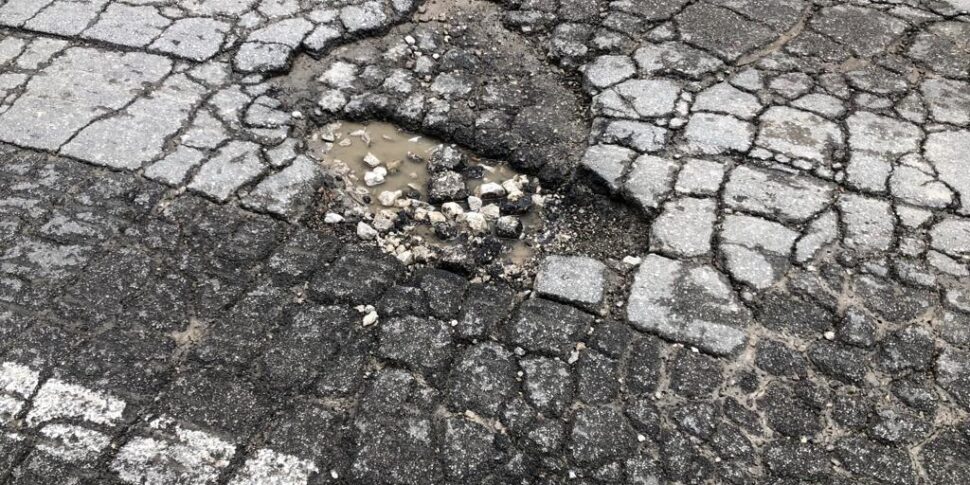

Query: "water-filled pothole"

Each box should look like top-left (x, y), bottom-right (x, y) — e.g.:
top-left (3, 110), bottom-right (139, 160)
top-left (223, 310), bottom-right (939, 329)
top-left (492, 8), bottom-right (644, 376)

top-left (307, 120), bottom-right (545, 274)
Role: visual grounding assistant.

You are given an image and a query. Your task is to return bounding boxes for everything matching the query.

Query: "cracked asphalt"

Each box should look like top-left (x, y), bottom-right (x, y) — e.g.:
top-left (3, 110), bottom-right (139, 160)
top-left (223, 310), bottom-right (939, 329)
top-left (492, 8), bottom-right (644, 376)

top-left (1, 0), bottom-right (970, 483)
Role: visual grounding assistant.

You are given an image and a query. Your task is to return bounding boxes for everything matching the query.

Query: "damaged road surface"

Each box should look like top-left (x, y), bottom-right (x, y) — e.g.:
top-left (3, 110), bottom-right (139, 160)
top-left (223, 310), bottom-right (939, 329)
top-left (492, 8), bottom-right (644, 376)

top-left (2, 0), bottom-right (970, 483)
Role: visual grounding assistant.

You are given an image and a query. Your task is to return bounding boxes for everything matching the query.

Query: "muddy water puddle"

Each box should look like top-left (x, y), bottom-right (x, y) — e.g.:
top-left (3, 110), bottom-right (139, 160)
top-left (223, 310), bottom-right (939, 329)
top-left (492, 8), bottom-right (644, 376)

top-left (308, 121), bottom-right (438, 208)
top-left (308, 120), bottom-right (544, 269)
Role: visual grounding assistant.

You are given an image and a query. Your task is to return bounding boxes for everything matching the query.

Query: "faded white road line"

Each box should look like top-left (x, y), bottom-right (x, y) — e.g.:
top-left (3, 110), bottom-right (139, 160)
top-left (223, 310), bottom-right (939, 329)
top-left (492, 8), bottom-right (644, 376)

top-left (0, 361), bottom-right (317, 484)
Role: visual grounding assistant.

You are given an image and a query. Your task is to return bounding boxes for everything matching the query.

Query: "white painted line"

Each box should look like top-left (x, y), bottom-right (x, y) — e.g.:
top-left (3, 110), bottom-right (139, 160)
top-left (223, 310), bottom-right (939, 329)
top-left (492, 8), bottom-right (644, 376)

top-left (0, 362), bottom-right (317, 484)
top-left (0, 395), bottom-right (24, 425)
top-left (112, 416), bottom-right (236, 485)
top-left (229, 448), bottom-right (320, 485)
top-left (0, 361), bottom-right (40, 398)
top-left (35, 423), bottom-right (111, 463)
top-left (26, 378), bottom-right (126, 427)
top-left (0, 362), bottom-right (40, 426)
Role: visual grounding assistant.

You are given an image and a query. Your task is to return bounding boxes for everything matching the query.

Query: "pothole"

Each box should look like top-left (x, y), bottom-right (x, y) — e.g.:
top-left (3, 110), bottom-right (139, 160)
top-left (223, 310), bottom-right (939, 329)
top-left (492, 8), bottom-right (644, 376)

top-left (307, 120), bottom-right (548, 277)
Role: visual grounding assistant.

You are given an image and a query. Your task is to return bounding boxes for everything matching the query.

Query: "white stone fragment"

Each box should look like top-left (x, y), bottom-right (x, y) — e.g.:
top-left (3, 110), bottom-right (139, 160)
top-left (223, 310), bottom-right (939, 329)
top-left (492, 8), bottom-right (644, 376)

top-left (465, 212), bottom-right (489, 234)
top-left (622, 256), bottom-right (642, 266)
top-left (441, 202), bottom-right (464, 217)
top-left (477, 182), bottom-right (506, 199)
top-left (363, 152), bottom-right (381, 167)
top-left (396, 250), bottom-right (414, 265)
top-left (0, 396), bottom-right (23, 424)
top-left (357, 222), bottom-right (378, 240)
top-left (467, 196), bottom-right (483, 211)
top-left (503, 178), bottom-right (526, 199)
top-left (364, 166), bottom-right (387, 186)
top-left (480, 204), bottom-right (501, 220)
top-left (378, 190), bottom-right (402, 207)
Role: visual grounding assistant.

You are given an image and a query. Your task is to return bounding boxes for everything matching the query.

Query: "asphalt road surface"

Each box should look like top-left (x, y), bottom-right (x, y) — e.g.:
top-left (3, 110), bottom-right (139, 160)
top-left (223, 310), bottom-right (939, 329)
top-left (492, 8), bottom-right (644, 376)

top-left (2, 0), bottom-right (970, 483)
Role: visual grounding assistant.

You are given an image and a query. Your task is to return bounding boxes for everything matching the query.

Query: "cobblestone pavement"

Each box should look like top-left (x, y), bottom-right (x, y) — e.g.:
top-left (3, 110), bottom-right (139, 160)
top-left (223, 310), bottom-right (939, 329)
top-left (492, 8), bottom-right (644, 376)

top-left (2, 0), bottom-right (970, 484)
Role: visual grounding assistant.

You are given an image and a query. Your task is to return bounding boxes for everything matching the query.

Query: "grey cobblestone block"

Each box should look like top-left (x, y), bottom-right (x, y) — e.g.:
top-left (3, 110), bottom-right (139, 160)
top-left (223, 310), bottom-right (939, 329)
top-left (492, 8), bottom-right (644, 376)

top-left (507, 298), bottom-right (593, 358)
top-left (592, 79), bottom-right (681, 119)
top-left (623, 154), bottom-right (677, 211)
top-left (61, 74), bottom-right (206, 170)
top-left (756, 106), bottom-right (844, 163)
top-left (720, 214), bottom-right (798, 290)
top-left (580, 144), bottom-right (634, 192)
top-left (534, 255), bottom-right (607, 310)
top-left (188, 141), bottom-right (266, 202)
top-left (241, 156), bottom-right (324, 218)
top-left (634, 41), bottom-right (723, 79)
top-left (650, 197), bottom-right (716, 257)
top-left (583, 55), bottom-right (635, 90)
top-left (23, 0), bottom-right (101, 36)
top-left (520, 356), bottom-right (572, 416)
top-left (627, 254), bottom-right (749, 355)
top-left (144, 146), bottom-right (206, 186)
top-left (0, 48), bottom-right (171, 150)
top-left (674, 158), bottom-right (724, 196)
top-left (845, 111), bottom-right (921, 193)
top-left (692, 82), bottom-right (761, 119)
top-left (84, 4), bottom-right (171, 48)
top-left (723, 165), bottom-right (834, 223)
top-left (931, 217), bottom-right (970, 258)
top-left (684, 112), bottom-right (755, 155)
top-left (839, 194), bottom-right (895, 254)
top-left (150, 18), bottom-right (230, 61)
top-left (677, 3), bottom-right (777, 61)
top-left (926, 130), bottom-right (970, 215)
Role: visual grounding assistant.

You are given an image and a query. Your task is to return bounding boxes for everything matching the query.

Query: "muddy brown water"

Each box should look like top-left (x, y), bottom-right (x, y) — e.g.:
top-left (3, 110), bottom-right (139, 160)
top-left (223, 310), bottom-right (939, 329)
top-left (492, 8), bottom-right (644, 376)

top-left (307, 120), bottom-right (519, 209)
top-left (307, 120), bottom-right (541, 265)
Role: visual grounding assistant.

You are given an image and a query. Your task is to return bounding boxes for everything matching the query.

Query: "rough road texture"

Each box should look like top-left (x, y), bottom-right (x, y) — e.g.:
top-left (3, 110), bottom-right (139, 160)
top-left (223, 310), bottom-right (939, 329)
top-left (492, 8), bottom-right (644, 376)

top-left (2, 0), bottom-right (970, 484)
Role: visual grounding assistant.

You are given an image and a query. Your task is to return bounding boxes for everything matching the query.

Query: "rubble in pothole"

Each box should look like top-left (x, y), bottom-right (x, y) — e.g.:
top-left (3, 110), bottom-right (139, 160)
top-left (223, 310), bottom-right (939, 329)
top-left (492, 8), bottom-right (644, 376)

top-left (307, 120), bottom-right (547, 276)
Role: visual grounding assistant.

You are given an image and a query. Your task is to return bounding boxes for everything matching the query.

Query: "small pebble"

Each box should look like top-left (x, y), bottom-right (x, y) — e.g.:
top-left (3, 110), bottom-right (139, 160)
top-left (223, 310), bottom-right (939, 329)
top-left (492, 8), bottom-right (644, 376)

top-left (495, 215), bottom-right (522, 239)
top-left (396, 250), bottom-right (414, 265)
top-left (364, 167), bottom-right (387, 186)
top-left (467, 195), bottom-right (483, 211)
top-left (363, 152), bottom-right (382, 167)
top-left (465, 212), bottom-right (489, 234)
top-left (477, 182), bottom-right (506, 199)
top-left (378, 190), bottom-right (402, 207)
top-left (481, 204), bottom-right (500, 220)
top-left (442, 202), bottom-right (464, 217)
top-left (501, 178), bottom-right (524, 199)
top-left (357, 222), bottom-right (378, 240)
top-left (622, 255), bottom-right (642, 266)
